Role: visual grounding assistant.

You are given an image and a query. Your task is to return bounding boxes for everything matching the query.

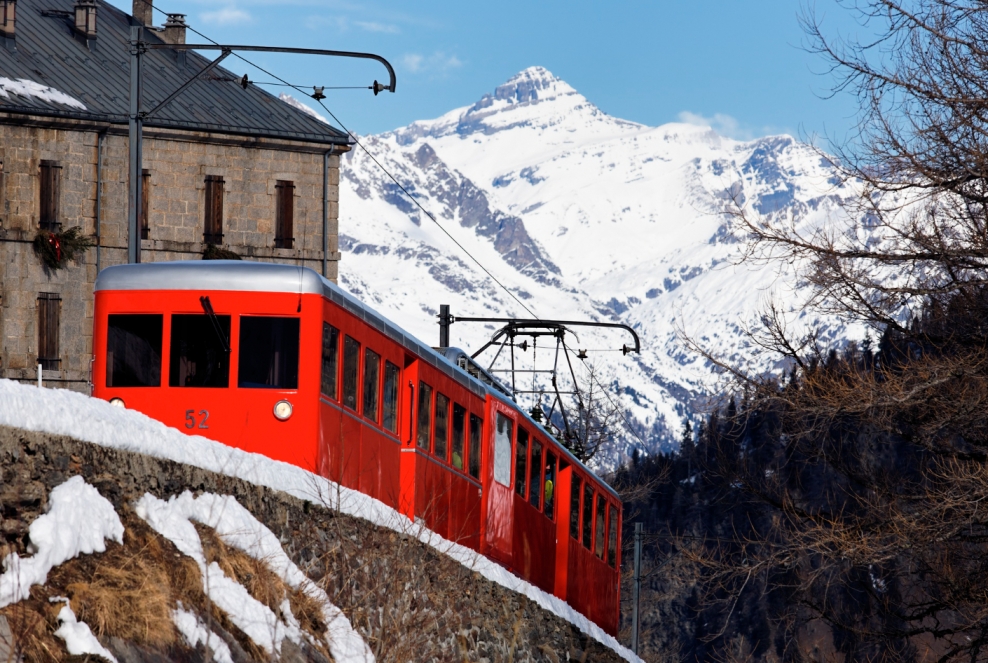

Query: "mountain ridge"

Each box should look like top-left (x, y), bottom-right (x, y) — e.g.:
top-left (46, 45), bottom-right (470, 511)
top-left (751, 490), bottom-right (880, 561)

top-left (319, 67), bottom-right (867, 465)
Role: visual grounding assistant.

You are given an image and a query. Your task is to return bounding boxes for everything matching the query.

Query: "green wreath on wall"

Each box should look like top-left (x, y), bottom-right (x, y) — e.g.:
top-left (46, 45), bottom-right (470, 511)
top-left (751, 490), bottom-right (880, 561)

top-left (32, 227), bottom-right (94, 271)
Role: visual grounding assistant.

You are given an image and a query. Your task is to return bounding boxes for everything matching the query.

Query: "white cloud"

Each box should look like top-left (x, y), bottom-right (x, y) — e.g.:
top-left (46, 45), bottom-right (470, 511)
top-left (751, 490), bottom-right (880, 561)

top-left (677, 111), bottom-right (757, 141)
top-left (354, 20), bottom-right (399, 33)
top-left (200, 6), bottom-right (251, 26)
top-left (402, 52), bottom-right (462, 75)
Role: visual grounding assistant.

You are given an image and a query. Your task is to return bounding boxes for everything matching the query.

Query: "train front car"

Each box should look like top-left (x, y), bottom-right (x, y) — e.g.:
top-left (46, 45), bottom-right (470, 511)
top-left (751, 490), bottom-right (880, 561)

top-left (93, 261), bottom-right (324, 470)
top-left (92, 261), bottom-right (623, 636)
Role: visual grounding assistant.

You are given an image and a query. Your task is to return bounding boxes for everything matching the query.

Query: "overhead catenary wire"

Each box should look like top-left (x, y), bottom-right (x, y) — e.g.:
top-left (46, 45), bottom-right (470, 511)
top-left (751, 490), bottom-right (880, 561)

top-left (139, 0), bottom-right (539, 319)
top-left (142, 5), bottom-right (657, 453)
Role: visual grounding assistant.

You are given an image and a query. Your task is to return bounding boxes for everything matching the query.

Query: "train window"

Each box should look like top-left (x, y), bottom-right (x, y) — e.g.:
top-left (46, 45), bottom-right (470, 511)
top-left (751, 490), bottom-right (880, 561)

top-left (468, 414), bottom-right (482, 479)
top-left (582, 483), bottom-right (594, 550)
top-left (238, 317), bottom-right (300, 389)
top-left (570, 475), bottom-right (582, 540)
top-left (528, 440), bottom-right (542, 510)
top-left (434, 393), bottom-right (449, 460)
top-left (607, 505), bottom-right (618, 568)
top-left (362, 348), bottom-right (380, 422)
top-left (321, 323), bottom-right (339, 399)
top-left (514, 427), bottom-right (528, 497)
top-left (342, 336), bottom-right (360, 410)
top-left (595, 494), bottom-right (606, 559)
top-left (494, 413), bottom-right (512, 487)
top-left (382, 361), bottom-right (399, 434)
top-left (106, 314), bottom-right (162, 387)
top-left (543, 452), bottom-right (557, 520)
top-left (416, 382), bottom-right (432, 450)
top-left (169, 314), bottom-right (230, 388)
top-left (451, 403), bottom-right (466, 470)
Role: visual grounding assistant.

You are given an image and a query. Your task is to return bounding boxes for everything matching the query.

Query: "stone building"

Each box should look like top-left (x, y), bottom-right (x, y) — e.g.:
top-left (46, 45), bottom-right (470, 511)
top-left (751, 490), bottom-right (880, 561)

top-left (0, 0), bottom-right (350, 391)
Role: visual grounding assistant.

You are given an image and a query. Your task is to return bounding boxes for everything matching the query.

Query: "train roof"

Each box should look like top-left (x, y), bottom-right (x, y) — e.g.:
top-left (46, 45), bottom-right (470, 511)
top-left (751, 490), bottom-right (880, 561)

top-left (95, 260), bottom-right (619, 499)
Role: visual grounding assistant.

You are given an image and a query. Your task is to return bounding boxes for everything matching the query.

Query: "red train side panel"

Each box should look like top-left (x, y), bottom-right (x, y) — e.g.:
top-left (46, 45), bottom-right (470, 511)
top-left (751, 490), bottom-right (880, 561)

top-left (92, 262), bottom-right (622, 636)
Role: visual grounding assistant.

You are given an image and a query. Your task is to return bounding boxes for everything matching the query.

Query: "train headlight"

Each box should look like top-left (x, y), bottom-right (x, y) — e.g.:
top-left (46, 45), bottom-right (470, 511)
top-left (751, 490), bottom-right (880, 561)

top-left (273, 400), bottom-right (293, 421)
top-left (109, 397), bottom-right (125, 408)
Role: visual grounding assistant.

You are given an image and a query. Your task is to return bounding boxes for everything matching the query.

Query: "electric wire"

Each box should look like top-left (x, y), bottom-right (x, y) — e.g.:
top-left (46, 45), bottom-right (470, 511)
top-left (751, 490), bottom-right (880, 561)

top-left (142, 4), bottom-right (655, 451)
top-left (141, 0), bottom-right (539, 318)
top-left (562, 339), bottom-right (653, 455)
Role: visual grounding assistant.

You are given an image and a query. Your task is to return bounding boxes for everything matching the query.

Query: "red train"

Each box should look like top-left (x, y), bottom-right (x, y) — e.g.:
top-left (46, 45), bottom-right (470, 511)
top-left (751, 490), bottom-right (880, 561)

top-left (91, 261), bottom-right (622, 634)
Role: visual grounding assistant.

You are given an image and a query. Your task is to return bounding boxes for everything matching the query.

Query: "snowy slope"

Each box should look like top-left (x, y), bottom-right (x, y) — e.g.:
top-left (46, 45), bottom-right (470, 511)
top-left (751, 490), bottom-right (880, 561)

top-left (332, 66), bottom-right (867, 462)
top-left (0, 379), bottom-right (643, 662)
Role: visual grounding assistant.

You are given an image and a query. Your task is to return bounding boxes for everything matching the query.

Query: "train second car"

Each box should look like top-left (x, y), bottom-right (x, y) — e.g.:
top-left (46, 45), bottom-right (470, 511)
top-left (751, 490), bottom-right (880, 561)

top-left (91, 261), bottom-right (622, 634)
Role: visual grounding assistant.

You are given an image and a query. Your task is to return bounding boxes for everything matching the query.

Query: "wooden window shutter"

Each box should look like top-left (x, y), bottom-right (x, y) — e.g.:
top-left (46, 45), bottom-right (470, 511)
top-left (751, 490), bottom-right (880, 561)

top-left (203, 175), bottom-right (224, 244)
top-left (274, 180), bottom-right (294, 249)
top-left (140, 169), bottom-right (151, 239)
top-left (39, 160), bottom-right (61, 232)
top-left (37, 292), bottom-right (61, 370)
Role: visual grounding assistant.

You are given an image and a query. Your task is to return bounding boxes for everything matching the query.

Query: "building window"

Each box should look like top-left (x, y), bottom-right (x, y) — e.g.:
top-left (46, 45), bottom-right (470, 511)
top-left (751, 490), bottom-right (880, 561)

top-left (39, 160), bottom-right (61, 232)
top-left (275, 180), bottom-right (294, 249)
top-left (37, 292), bottom-right (61, 370)
top-left (140, 169), bottom-right (151, 239)
top-left (203, 175), bottom-right (224, 244)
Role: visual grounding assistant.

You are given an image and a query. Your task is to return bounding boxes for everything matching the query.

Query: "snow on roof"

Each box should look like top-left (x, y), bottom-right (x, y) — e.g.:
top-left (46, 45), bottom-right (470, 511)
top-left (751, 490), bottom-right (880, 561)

top-left (0, 77), bottom-right (86, 110)
top-left (0, 379), bottom-right (643, 662)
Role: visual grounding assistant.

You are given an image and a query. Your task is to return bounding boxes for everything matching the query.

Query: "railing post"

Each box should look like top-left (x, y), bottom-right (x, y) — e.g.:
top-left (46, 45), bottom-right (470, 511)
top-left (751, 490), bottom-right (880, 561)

top-left (632, 521), bottom-right (642, 654)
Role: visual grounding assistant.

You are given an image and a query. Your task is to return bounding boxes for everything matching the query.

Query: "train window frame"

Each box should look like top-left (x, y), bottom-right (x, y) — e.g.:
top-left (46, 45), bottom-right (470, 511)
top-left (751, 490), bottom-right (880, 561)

top-left (569, 474), bottom-right (582, 541)
top-left (434, 392), bottom-right (449, 461)
top-left (106, 314), bottom-right (163, 388)
top-left (321, 323), bottom-right (340, 400)
top-left (543, 451), bottom-right (557, 520)
top-left (514, 426), bottom-right (529, 498)
top-left (493, 413), bottom-right (512, 487)
top-left (528, 439), bottom-right (543, 510)
top-left (237, 316), bottom-right (300, 390)
top-left (595, 493), bottom-right (606, 559)
top-left (451, 402), bottom-right (466, 471)
top-left (382, 360), bottom-right (399, 434)
top-left (362, 347), bottom-right (380, 423)
top-left (342, 335), bottom-right (360, 411)
top-left (468, 413), bottom-right (482, 479)
top-left (582, 483), bottom-right (594, 551)
top-left (169, 313), bottom-right (231, 388)
top-left (607, 504), bottom-right (618, 568)
top-left (416, 381), bottom-right (432, 450)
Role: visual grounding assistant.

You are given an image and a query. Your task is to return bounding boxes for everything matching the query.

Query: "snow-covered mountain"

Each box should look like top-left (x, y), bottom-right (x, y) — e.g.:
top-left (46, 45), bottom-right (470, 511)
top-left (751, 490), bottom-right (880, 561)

top-left (331, 66), bottom-right (864, 465)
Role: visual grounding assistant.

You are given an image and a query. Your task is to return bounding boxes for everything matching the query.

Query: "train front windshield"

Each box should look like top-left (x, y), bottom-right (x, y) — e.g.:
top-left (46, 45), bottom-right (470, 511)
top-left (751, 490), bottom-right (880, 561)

top-left (104, 313), bottom-right (300, 390)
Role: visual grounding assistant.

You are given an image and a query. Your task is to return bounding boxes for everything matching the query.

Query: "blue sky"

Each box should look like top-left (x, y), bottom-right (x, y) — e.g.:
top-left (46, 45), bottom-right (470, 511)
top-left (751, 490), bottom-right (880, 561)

top-left (110, 0), bottom-right (866, 143)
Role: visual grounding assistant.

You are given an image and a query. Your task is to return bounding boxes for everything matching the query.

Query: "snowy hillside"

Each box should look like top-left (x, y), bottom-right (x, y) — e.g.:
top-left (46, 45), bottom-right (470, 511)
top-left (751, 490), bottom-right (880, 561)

top-left (328, 66), bottom-right (867, 462)
top-left (0, 379), bottom-right (641, 662)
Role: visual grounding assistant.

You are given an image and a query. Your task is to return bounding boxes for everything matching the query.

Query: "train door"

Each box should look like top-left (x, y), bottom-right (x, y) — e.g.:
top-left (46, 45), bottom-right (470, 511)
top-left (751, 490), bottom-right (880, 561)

top-left (483, 398), bottom-right (515, 565)
top-left (398, 354), bottom-right (418, 520)
top-left (554, 460), bottom-right (573, 600)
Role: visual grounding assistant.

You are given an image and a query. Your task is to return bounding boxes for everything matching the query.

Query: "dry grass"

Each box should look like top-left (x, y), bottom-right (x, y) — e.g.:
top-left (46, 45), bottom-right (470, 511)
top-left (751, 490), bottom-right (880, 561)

top-left (195, 521), bottom-right (333, 661)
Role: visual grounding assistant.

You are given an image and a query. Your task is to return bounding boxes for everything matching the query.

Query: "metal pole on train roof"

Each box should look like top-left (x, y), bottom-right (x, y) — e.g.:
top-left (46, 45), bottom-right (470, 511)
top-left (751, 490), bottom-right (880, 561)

top-left (632, 521), bottom-right (642, 654)
top-left (439, 304), bottom-right (452, 348)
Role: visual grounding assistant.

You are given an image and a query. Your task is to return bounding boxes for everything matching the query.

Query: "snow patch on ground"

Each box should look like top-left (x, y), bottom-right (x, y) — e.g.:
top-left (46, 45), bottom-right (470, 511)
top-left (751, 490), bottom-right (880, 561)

top-left (0, 77), bottom-right (86, 110)
top-left (0, 379), bottom-right (642, 662)
top-left (136, 491), bottom-right (374, 663)
top-left (0, 476), bottom-right (123, 608)
top-left (172, 604), bottom-right (234, 663)
top-left (51, 597), bottom-right (119, 662)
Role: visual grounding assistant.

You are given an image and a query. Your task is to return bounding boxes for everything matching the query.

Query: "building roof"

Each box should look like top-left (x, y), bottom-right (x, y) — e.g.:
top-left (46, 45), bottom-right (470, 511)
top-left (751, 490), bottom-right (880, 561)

top-left (0, 0), bottom-right (349, 145)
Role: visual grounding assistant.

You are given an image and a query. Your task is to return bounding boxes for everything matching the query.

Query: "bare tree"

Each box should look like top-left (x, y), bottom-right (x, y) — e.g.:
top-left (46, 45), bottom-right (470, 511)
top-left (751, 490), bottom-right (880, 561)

top-left (670, 3), bottom-right (988, 661)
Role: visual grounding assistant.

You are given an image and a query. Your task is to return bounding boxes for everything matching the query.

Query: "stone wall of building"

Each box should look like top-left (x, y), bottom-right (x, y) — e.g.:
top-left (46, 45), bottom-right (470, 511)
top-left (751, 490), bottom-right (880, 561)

top-left (0, 117), bottom-right (345, 392)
